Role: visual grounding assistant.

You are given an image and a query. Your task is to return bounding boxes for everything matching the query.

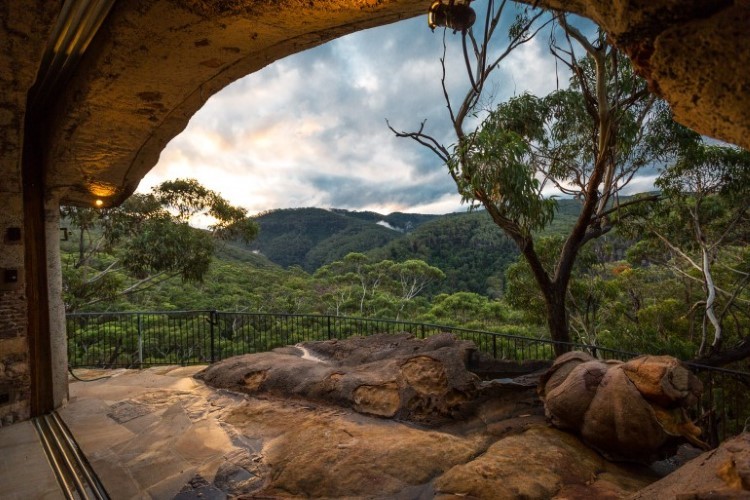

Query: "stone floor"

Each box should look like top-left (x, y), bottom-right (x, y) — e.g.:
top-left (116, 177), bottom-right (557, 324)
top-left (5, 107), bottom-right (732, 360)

top-left (58, 365), bottom-right (240, 499)
top-left (0, 420), bottom-right (65, 499)
top-left (0, 365), bottom-right (248, 500)
top-left (0, 363), bottom-right (665, 499)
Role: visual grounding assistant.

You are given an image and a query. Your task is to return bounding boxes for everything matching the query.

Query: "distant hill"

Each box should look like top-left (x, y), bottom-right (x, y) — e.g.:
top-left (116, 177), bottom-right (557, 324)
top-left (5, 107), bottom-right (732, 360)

top-left (242, 207), bottom-right (520, 296)
top-left (367, 211), bottom-right (519, 296)
top-left (215, 240), bottom-right (280, 268)
top-left (246, 208), bottom-right (440, 271)
top-left (59, 196), bottom-right (650, 312)
top-left (241, 199), bottom-right (602, 296)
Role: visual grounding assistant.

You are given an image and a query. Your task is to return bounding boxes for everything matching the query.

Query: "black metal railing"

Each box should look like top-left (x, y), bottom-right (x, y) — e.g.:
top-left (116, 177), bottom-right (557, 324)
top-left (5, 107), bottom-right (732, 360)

top-left (66, 310), bottom-right (750, 443)
top-left (66, 310), bottom-right (643, 367)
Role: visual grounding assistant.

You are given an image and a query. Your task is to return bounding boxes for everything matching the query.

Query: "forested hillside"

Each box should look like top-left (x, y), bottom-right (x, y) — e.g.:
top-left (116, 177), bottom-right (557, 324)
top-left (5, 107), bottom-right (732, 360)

top-left (60, 183), bottom-right (750, 366)
top-left (243, 201), bottom-right (589, 296)
top-left (368, 212), bottom-right (518, 296)
top-left (244, 208), bottom-right (439, 271)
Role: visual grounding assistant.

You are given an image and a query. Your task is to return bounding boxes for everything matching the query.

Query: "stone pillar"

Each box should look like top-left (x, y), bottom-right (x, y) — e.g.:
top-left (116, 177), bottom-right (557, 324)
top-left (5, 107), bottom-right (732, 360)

top-left (46, 194), bottom-right (68, 407)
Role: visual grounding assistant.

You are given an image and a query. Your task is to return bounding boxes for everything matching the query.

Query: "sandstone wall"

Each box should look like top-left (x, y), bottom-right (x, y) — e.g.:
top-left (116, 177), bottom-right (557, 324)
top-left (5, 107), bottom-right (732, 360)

top-left (0, 4), bottom-right (32, 425)
top-left (0, 1), bottom-right (64, 424)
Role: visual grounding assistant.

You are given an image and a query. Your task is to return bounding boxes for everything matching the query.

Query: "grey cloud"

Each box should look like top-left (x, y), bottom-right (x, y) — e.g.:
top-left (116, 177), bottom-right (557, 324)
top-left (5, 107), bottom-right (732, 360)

top-left (307, 170), bottom-right (458, 211)
top-left (146, 5), bottom-right (639, 216)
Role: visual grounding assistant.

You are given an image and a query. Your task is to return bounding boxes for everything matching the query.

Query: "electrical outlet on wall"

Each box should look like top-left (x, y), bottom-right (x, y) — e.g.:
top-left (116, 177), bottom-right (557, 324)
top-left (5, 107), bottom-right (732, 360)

top-left (0, 268), bottom-right (21, 291)
top-left (3, 227), bottom-right (21, 244)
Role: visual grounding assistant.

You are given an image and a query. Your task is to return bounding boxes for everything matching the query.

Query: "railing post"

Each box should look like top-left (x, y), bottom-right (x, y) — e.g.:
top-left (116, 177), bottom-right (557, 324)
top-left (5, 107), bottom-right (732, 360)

top-left (492, 335), bottom-right (497, 359)
top-left (137, 313), bottom-right (143, 368)
top-left (327, 316), bottom-right (332, 340)
top-left (420, 324), bottom-right (425, 339)
top-left (210, 310), bottom-right (216, 363)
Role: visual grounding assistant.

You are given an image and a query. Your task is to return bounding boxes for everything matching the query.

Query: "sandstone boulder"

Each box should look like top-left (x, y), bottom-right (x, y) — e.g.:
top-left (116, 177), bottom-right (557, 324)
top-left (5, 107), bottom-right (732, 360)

top-left (539, 352), bottom-right (707, 461)
top-left (435, 425), bottom-right (657, 499)
top-left (631, 432), bottom-right (750, 499)
top-left (196, 333), bottom-right (482, 424)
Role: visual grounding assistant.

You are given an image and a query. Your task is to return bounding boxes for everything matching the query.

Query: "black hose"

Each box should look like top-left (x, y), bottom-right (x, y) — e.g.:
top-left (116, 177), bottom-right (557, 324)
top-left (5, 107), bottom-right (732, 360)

top-left (68, 366), bottom-right (112, 382)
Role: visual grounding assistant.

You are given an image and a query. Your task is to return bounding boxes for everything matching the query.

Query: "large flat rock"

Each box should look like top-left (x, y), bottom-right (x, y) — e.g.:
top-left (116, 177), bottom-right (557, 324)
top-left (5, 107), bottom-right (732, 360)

top-left (59, 343), bottom-right (665, 498)
top-left (196, 333), bottom-right (483, 424)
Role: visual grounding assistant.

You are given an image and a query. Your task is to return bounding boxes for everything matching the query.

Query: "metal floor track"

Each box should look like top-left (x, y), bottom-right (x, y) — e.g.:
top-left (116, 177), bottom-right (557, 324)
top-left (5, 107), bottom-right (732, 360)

top-left (32, 411), bottom-right (110, 500)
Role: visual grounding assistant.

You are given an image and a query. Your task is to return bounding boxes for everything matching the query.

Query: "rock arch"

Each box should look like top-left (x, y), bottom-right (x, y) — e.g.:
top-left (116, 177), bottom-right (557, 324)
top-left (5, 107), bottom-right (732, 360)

top-left (1, 0), bottom-right (749, 420)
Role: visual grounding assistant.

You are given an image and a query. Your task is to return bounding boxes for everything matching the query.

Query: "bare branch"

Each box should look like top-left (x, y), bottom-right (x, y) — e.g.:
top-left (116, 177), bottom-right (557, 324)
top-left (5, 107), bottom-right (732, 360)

top-left (598, 194), bottom-right (660, 219)
top-left (386, 119), bottom-right (451, 165)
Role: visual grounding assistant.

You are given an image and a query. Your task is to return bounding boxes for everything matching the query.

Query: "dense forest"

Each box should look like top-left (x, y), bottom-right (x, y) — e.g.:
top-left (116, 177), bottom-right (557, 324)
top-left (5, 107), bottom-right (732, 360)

top-left (244, 207), bottom-right (522, 296)
top-left (61, 179), bottom-right (750, 368)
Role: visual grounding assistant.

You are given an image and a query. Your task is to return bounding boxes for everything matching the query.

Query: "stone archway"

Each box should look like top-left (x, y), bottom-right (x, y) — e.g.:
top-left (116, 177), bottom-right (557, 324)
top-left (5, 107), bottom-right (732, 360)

top-left (42, 0), bottom-right (431, 207)
top-left (1, 0), bottom-right (749, 421)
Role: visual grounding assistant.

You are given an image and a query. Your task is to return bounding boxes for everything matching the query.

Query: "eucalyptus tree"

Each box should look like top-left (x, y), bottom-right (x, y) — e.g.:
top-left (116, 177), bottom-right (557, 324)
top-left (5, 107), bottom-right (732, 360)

top-left (391, 9), bottom-right (674, 351)
top-left (313, 253), bottom-right (444, 319)
top-left (391, 259), bottom-right (446, 319)
top-left (61, 178), bottom-right (258, 311)
top-left (314, 253), bottom-right (392, 316)
top-left (624, 143), bottom-right (750, 363)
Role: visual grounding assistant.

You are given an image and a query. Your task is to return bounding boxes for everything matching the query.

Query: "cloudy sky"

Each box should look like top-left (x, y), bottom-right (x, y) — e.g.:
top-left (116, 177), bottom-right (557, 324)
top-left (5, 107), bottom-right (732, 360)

top-left (139, 4), bottom-right (594, 216)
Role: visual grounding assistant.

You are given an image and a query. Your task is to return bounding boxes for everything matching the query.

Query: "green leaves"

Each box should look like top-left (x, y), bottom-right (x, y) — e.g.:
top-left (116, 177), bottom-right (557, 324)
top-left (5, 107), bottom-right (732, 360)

top-left (121, 220), bottom-right (214, 282)
top-left (623, 141), bottom-right (750, 357)
top-left (60, 178), bottom-right (259, 311)
top-left (454, 93), bottom-right (556, 235)
top-left (153, 178), bottom-right (212, 221)
top-left (313, 253), bottom-right (445, 318)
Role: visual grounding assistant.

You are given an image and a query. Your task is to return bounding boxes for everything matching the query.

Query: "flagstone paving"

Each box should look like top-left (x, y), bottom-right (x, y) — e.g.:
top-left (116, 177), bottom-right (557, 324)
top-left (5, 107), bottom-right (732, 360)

top-left (0, 420), bottom-right (64, 500)
top-left (59, 366), bottom-right (243, 499)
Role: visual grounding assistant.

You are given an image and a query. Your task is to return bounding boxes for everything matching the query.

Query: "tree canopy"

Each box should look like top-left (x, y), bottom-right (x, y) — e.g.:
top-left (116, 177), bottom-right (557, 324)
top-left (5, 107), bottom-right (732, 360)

top-left (61, 178), bottom-right (258, 311)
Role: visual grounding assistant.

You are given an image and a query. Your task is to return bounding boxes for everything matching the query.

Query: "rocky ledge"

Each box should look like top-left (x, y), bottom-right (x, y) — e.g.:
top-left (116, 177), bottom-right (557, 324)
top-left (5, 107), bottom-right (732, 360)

top-left (193, 333), bottom-right (659, 497)
top-left (196, 332), bottom-right (542, 425)
top-left (61, 333), bottom-right (750, 499)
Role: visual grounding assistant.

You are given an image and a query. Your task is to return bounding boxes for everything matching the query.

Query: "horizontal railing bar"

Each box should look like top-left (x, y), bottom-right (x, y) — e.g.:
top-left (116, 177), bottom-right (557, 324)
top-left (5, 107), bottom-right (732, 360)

top-left (66, 310), bottom-right (749, 375)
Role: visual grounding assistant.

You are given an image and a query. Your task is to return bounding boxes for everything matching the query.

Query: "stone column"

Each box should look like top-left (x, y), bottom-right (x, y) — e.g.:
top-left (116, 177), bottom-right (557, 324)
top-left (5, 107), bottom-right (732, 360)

top-left (0, 1), bottom-right (71, 423)
top-left (46, 193), bottom-right (68, 407)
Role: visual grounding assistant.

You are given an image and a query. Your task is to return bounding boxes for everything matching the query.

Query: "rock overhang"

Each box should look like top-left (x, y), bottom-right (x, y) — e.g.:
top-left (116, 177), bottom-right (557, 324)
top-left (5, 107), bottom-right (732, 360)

top-left (37, 0), bottom-right (430, 207)
top-left (7, 0), bottom-right (750, 208)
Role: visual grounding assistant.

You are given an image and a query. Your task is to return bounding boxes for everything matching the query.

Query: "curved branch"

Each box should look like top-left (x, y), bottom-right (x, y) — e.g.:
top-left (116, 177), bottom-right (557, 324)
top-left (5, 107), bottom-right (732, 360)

top-left (386, 119), bottom-right (451, 164)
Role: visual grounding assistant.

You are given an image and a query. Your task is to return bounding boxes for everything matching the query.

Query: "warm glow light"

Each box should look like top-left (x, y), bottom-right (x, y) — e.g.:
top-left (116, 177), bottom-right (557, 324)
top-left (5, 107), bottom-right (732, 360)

top-left (94, 199), bottom-right (104, 207)
top-left (87, 181), bottom-right (118, 198)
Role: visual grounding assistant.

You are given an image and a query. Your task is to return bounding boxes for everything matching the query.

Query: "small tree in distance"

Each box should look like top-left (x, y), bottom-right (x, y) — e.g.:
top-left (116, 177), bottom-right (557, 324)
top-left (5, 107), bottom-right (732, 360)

top-left (313, 252), bottom-right (444, 319)
top-left (623, 143), bottom-right (750, 364)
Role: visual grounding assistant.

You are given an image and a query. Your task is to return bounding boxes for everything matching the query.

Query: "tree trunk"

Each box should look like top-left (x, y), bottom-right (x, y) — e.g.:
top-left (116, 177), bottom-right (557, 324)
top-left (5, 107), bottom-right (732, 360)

top-left (518, 240), bottom-right (573, 356)
top-left (544, 284), bottom-right (572, 356)
top-left (701, 245), bottom-right (722, 354)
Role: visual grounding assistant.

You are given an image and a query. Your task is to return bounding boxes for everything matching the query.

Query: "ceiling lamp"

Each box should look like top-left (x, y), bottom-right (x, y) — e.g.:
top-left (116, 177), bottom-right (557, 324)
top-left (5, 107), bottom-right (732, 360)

top-left (427, 0), bottom-right (476, 32)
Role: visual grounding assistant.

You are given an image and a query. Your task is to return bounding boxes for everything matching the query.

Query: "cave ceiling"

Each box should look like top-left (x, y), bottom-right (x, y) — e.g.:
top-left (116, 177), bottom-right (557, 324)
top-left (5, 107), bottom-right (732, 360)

top-left (5, 0), bottom-right (749, 207)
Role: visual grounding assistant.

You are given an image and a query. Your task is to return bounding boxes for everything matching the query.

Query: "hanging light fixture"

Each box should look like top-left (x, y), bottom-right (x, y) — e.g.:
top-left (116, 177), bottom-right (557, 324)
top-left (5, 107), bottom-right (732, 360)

top-left (427, 0), bottom-right (476, 32)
